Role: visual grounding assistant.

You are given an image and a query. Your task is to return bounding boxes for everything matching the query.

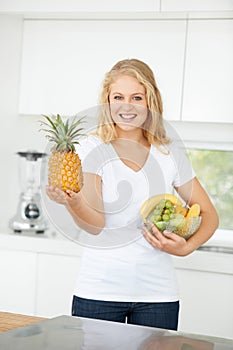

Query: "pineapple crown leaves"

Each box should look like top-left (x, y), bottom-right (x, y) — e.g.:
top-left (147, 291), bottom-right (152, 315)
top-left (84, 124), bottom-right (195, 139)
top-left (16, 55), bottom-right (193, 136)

top-left (39, 114), bottom-right (86, 152)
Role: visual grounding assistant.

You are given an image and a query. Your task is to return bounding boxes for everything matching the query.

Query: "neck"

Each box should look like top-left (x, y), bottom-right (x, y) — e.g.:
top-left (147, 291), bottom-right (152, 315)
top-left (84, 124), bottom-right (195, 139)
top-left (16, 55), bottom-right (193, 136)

top-left (114, 126), bottom-right (147, 144)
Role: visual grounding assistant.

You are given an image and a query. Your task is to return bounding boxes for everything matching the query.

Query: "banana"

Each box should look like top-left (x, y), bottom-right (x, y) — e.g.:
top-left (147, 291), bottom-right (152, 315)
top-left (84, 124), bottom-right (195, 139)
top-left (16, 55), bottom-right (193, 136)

top-left (140, 193), bottom-right (182, 223)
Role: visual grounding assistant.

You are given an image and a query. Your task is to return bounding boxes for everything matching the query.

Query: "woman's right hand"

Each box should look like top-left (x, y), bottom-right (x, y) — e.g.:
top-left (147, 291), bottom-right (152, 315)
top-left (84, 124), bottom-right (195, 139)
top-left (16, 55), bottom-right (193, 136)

top-left (46, 173), bottom-right (105, 234)
top-left (46, 185), bottom-right (71, 205)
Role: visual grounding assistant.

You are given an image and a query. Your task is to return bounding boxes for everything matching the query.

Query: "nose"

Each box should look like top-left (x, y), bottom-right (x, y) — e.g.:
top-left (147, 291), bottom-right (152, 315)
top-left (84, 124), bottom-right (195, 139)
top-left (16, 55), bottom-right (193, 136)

top-left (121, 99), bottom-right (133, 111)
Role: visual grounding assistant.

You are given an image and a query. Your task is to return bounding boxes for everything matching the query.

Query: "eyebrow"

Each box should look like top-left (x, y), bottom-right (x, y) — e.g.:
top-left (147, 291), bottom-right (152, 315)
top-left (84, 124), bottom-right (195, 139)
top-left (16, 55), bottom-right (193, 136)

top-left (111, 92), bottom-right (145, 95)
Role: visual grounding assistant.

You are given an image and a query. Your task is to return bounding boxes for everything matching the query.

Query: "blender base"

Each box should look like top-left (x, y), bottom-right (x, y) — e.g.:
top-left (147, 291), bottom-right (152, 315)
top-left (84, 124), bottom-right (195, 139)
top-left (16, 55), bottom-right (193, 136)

top-left (9, 215), bottom-right (48, 235)
top-left (13, 229), bottom-right (45, 234)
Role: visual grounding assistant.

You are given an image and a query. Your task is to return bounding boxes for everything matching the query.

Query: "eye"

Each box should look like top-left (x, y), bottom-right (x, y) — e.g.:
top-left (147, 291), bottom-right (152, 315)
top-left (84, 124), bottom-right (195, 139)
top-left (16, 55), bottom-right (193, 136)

top-left (113, 95), bottom-right (123, 100)
top-left (133, 96), bottom-right (143, 101)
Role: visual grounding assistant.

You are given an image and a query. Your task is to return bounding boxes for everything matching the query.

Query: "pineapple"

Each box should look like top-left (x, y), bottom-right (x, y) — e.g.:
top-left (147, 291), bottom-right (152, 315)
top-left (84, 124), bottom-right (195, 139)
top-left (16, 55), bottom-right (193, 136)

top-left (40, 114), bottom-right (85, 192)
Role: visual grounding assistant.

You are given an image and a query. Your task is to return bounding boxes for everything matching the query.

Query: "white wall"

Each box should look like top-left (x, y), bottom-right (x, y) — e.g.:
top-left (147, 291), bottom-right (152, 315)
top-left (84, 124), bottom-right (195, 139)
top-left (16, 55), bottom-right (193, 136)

top-left (0, 15), bottom-right (47, 232)
top-left (0, 0), bottom-right (233, 13)
top-left (0, 0), bottom-right (159, 13)
top-left (0, 2), bottom-right (232, 232)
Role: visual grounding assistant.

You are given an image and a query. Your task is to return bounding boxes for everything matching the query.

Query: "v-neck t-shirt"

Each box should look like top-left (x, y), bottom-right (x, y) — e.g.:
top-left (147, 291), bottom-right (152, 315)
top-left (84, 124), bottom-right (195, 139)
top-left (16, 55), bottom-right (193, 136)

top-left (73, 135), bottom-right (195, 302)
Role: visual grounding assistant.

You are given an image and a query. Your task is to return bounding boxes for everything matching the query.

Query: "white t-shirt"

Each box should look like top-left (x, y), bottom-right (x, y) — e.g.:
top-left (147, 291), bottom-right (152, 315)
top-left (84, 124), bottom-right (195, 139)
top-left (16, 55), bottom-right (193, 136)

top-left (73, 135), bottom-right (195, 302)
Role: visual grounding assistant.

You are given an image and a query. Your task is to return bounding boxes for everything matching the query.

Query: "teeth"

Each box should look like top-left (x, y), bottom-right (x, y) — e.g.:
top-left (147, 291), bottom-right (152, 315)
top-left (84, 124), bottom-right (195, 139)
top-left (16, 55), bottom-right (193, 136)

top-left (120, 114), bottom-right (136, 119)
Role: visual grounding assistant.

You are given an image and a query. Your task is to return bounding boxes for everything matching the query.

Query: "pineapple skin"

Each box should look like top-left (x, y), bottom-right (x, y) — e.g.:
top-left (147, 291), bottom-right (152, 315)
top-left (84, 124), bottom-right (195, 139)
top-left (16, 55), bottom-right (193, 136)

top-left (48, 151), bottom-right (83, 193)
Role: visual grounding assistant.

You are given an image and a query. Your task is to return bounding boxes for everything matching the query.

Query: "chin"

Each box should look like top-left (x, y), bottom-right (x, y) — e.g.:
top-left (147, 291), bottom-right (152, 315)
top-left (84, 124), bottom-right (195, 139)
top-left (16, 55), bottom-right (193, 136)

top-left (116, 122), bottom-right (142, 132)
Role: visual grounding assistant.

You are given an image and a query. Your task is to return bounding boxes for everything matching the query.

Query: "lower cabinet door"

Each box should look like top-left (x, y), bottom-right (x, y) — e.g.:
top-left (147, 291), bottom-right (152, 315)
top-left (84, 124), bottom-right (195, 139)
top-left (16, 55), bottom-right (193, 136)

top-left (176, 268), bottom-right (233, 339)
top-left (35, 253), bottom-right (80, 318)
top-left (0, 249), bottom-right (37, 315)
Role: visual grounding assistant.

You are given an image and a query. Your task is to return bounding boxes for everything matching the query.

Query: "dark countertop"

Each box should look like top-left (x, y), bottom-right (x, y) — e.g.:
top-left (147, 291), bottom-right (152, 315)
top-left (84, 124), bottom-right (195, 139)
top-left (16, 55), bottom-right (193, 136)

top-left (0, 314), bottom-right (232, 350)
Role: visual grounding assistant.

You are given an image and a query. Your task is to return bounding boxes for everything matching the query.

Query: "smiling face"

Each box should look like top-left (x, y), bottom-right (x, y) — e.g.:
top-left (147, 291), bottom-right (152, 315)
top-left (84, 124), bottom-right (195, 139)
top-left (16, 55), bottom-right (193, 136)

top-left (109, 74), bottom-right (148, 135)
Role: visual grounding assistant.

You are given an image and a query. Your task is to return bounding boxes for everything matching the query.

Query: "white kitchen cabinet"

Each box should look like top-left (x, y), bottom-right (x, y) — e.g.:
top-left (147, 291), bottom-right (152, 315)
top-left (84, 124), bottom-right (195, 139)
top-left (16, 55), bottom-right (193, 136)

top-left (0, 249), bottom-right (37, 315)
top-left (182, 19), bottom-right (233, 123)
top-left (19, 19), bottom-right (186, 120)
top-left (176, 268), bottom-right (233, 339)
top-left (174, 250), bottom-right (233, 339)
top-left (35, 253), bottom-right (81, 318)
top-left (0, 233), bottom-right (83, 318)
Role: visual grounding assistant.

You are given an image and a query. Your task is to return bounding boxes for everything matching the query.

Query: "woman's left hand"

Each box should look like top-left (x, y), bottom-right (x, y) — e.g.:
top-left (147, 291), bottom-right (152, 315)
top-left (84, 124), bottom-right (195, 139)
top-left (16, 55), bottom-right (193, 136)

top-left (142, 222), bottom-right (188, 256)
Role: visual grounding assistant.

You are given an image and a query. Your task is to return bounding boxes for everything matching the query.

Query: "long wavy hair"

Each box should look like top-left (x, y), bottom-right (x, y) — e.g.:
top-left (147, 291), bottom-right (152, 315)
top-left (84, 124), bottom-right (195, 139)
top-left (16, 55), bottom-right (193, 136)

top-left (95, 58), bottom-right (170, 146)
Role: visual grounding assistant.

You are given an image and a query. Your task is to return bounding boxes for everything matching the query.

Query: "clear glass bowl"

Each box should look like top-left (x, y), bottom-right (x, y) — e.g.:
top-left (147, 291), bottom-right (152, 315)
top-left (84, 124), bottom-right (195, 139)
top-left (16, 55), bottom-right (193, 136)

top-left (146, 215), bottom-right (202, 240)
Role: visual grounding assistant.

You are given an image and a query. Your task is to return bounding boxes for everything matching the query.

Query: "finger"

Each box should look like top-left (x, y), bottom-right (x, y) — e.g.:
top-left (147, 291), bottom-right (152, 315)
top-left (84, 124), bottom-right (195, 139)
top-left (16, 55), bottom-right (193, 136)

top-left (46, 186), bottom-right (62, 198)
top-left (147, 223), bottom-right (175, 248)
top-left (142, 225), bottom-right (157, 239)
top-left (46, 185), bottom-right (53, 193)
top-left (163, 230), bottom-right (182, 241)
top-left (46, 186), bottom-right (56, 198)
top-left (142, 226), bottom-right (162, 249)
top-left (163, 230), bottom-right (173, 238)
top-left (65, 190), bottom-right (76, 198)
top-left (54, 187), bottom-right (64, 195)
top-left (45, 186), bottom-right (67, 204)
top-left (149, 222), bottom-right (166, 240)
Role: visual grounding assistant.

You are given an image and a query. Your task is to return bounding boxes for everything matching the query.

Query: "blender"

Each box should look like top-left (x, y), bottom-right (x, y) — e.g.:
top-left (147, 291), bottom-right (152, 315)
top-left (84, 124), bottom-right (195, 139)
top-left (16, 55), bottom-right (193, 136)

top-left (9, 150), bottom-right (48, 234)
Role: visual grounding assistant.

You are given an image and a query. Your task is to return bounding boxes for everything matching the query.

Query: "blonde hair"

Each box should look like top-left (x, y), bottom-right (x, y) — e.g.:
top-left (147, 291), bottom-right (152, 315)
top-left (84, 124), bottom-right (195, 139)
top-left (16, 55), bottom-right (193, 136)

top-left (96, 58), bottom-right (170, 146)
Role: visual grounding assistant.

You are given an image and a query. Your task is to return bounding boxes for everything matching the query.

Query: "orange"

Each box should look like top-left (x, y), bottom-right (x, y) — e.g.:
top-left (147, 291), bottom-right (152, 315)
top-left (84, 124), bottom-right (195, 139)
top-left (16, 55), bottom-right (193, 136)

top-left (186, 203), bottom-right (201, 218)
top-left (175, 205), bottom-right (188, 217)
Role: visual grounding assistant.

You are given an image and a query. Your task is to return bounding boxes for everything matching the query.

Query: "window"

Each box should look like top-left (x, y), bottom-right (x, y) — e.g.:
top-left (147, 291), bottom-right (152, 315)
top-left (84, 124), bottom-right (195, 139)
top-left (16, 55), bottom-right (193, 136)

top-left (187, 149), bottom-right (233, 230)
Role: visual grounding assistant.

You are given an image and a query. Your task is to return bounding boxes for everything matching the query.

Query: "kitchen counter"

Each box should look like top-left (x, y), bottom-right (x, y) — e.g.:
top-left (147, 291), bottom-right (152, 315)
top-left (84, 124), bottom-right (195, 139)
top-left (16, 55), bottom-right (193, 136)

top-left (0, 229), bottom-right (232, 275)
top-left (0, 312), bottom-right (46, 333)
top-left (0, 229), bottom-right (232, 339)
top-left (0, 314), bottom-right (232, 350)
top-left (0, 227), bottom-right (232, 255)
top-left (0, 229), bottom-right (83, 257)
top-left (198, 229), bottom-right (233, 250)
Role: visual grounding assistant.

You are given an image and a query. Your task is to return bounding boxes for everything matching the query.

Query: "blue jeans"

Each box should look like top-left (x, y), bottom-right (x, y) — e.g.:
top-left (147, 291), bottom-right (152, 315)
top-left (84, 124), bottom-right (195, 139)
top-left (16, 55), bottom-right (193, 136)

top-left (72, 295), bottom-right (179, 330)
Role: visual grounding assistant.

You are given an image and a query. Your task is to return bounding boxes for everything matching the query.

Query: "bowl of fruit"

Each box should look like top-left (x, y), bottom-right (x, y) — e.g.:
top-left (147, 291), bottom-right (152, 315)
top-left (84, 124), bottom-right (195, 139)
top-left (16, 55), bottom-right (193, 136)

top-left (140, 194), bottom-right (201, 240)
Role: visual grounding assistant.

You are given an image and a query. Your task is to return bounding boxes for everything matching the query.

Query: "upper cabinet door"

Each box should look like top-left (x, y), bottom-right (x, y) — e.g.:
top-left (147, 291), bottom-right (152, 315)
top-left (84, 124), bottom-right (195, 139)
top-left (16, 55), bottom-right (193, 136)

top-left (182, 19), bottom-right (233, 123)
top-left (19, 19), bottom-right (186, 121)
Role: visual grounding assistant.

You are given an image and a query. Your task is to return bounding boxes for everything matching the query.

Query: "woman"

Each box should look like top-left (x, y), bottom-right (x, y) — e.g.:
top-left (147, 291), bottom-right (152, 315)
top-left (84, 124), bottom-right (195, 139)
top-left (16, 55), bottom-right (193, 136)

top-left (46, 58), bottom-right (219, 330)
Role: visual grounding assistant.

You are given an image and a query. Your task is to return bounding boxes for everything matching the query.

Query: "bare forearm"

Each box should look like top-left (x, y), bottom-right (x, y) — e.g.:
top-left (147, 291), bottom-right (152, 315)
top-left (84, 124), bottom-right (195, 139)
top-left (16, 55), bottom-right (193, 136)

top-left (185, 206), bottom-right (219, 255)
top-left (45, 181), bottom-right (105, 234)
top-left (175, 177), bottom-right (219, 255)
top-left (65, 196), bottom-right (105, 235)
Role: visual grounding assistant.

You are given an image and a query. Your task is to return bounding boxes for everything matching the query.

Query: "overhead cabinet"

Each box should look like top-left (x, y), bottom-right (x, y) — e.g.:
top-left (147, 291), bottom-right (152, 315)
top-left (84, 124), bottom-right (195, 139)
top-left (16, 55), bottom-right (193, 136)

top-left (182, 19), bottom-right (233, 123)
top-left (19, 19), bottom-right (186, 121)
top-left (18, 16), bottom-right (233, 124)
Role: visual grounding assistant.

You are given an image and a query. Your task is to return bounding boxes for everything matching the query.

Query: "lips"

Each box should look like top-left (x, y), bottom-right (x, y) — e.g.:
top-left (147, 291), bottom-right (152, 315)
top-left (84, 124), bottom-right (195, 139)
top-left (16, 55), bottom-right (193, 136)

top-left (119, 114), bottom-right (137, 121)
